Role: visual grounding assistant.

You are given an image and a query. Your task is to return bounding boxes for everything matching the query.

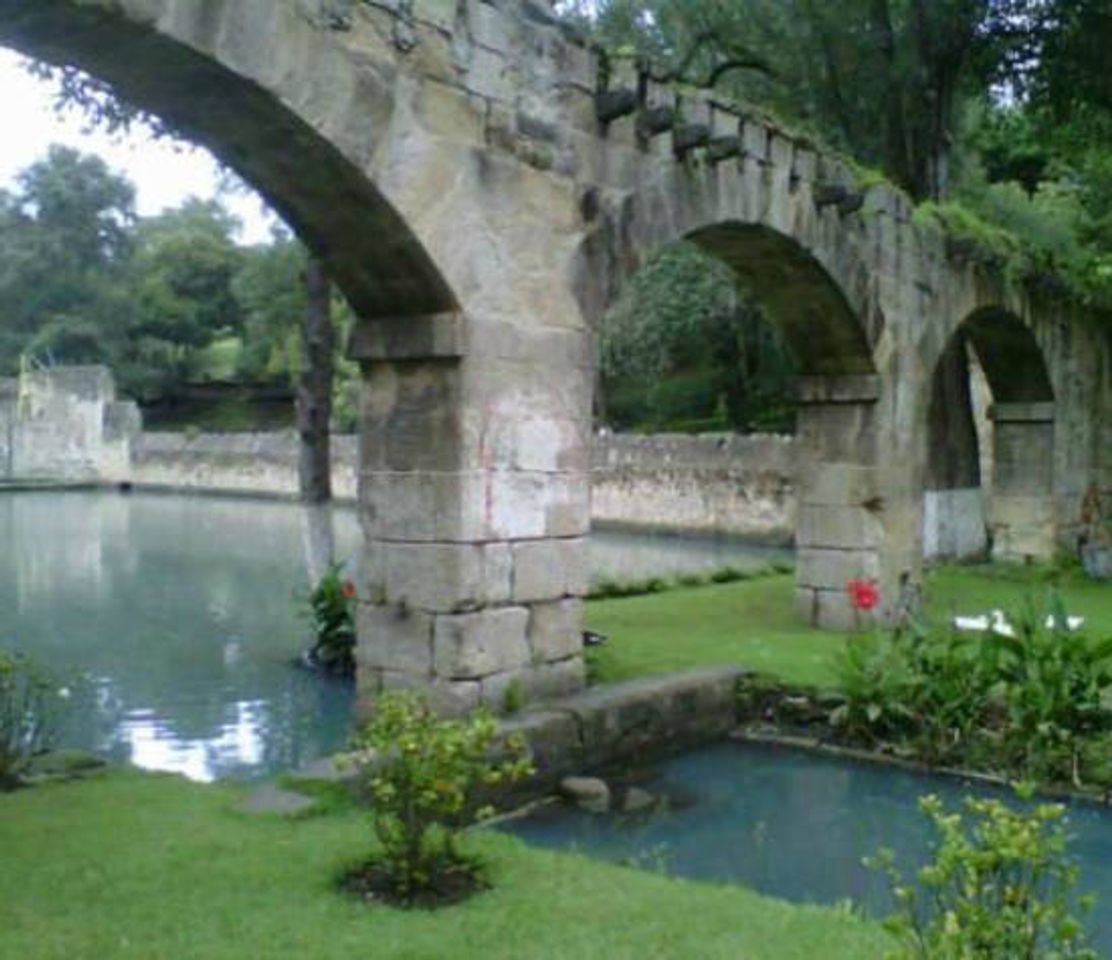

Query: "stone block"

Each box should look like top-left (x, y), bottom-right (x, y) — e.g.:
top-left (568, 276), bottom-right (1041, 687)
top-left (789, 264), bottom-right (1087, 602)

top-left (797, 504), bottom-right (884, 550)
top-left (740, 120), bottom-right (769, 161)
top-left (797, 463), bottom-right (881, 507)
top-left (481, 656), bottom-right (586, 711)
top-left (369, 540), bottom-right (508, 612)
top-left (364, 669), bottom-right (483, 717)
top-left (796, 546), bottom-right (880, 591)
top-left (528, 599), bottom-right (584, 662)
top-left (512, 537), bottom-right (587, 602)
top-left (356, 604), bottom-right (434, 675)
top-left (433, 606), bottom-right (531, 679)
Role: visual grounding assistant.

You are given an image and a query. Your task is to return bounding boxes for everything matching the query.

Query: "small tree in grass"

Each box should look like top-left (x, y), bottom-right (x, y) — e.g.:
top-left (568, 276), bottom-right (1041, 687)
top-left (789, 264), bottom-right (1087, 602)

top-left (0, 650), bottom-right (68, 790)
top-left (868, 787), bottom-right (1097, 959)
top-left (345, 691), bottom-right (533, 907)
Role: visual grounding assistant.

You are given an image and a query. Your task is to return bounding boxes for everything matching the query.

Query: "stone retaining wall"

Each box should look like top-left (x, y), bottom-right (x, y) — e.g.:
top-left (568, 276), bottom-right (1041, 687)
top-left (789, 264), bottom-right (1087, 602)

top-left (591, 433), bottom-right (797, 544)
top-left (132, 431), bottom-right (360, 502)
top-left (501, 666), bottom-right (748, 788)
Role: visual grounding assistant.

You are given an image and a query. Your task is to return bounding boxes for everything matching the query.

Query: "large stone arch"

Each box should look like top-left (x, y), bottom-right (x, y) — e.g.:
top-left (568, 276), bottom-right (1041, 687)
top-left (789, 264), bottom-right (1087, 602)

top-left (0, 0), bottom-right (599, 712)
top-left (585, 155), bottom-right (908, 627)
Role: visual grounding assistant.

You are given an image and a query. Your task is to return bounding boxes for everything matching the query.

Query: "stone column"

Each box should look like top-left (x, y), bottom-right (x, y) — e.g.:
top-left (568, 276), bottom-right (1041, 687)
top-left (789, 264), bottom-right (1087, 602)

top-left (987, 402), bottom-right (1056, 561)
top-left (351, 311), bottom-right (590, 714)
top-left (793, 375), bottom-right (919, 629)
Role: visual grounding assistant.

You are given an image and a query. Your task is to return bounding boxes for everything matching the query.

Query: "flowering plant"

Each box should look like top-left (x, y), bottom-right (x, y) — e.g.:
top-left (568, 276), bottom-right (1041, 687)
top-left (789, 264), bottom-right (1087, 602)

top-left (846, 577), bottom-right (880, 612)
top-left (305, 561), bottom-right (357, 675)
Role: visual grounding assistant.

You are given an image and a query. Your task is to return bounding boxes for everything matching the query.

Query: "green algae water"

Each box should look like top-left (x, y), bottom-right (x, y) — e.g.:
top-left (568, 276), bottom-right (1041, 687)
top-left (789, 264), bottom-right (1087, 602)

top-left (0, 490), bottom-right (787, 782)
top-left (500, 741), bottom-right (1112, 954)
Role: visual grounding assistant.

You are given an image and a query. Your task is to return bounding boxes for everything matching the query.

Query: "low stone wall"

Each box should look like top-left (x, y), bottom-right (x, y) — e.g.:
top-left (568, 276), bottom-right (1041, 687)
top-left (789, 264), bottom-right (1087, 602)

top-left (501, 666), bottom-right (747, 789)
top-left (132, 431), bottom-right (359, 502)
top-left (590, 433), bottom-right (797, 544)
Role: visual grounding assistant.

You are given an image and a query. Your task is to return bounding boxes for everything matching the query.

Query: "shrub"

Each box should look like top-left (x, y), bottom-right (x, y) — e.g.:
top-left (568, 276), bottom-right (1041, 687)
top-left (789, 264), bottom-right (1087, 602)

top-left (348, 691), bottom-right (533, 906)
top-left (0, 650), bottom-right (66, 789)
top-left (992, 604), bottom-right (1112, 786)
top-left (305, 561), bottom-right (356, 675)
top-left (868, 789), bottom-right (1097, 959)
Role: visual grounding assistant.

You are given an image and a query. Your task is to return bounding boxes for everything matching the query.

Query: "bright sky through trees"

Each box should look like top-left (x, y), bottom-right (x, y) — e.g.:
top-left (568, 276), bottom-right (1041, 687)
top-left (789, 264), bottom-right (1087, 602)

top-left (0, 49), bottom-right (277, 244)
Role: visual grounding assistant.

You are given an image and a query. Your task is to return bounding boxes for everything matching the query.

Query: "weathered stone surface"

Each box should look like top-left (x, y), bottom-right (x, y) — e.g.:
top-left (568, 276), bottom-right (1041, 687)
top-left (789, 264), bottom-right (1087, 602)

top-left (528, 599), bottom-right (584, 663)
top-left (433, 606), bottom-right (531, 679)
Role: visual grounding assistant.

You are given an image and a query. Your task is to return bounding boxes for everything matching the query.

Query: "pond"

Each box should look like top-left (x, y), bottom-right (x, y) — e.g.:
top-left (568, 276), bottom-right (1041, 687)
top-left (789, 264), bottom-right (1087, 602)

top-left (499, 740), bottom-right (1112, 954)
top-left (0, 490), bottom-right (786, 782)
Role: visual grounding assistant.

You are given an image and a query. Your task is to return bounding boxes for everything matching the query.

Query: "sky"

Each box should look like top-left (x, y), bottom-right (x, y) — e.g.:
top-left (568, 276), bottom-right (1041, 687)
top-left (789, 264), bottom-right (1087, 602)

top-left (0, 49), bottom-right (279, 244)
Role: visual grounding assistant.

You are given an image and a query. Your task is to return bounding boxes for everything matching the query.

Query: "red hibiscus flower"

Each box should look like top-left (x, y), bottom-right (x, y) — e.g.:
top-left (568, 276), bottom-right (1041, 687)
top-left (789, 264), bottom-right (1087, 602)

top-left (341, 580), bottom-right (357, 600)
top-left (846, 578), bottom-right (880, 612)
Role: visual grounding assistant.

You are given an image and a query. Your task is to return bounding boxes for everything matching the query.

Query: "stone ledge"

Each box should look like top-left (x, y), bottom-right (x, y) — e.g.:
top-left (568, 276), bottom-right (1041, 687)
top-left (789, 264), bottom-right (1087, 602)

top-left (499, 666), bottom-right (748, 786)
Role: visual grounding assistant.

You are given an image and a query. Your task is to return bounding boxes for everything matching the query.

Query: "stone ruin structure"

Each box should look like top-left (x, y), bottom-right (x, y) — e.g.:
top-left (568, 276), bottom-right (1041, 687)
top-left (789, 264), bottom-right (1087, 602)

top-left (1, 0), bottom-right (1109, 711)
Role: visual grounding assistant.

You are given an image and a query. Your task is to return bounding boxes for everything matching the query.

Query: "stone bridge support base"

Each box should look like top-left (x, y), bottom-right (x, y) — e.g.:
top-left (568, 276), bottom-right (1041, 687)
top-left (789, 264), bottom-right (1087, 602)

top-left (988, 402), bottom-right (1057, 561)
top-left (792, 376), bottom-right (921, 630)
top-left (351, 313), bottom-right (591, 715)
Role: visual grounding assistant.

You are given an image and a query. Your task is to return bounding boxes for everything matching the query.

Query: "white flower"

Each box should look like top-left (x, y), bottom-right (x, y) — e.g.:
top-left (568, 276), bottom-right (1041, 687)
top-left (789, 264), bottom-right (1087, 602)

top-left (57, 687), bottom-right (71, 700)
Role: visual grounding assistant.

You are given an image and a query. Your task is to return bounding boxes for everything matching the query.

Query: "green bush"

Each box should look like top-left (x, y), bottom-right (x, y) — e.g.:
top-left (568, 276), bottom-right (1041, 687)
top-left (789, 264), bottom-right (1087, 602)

top-left (993, 604), bottom-right (1112, 786)
top-left (349, 692), bottom-right (533, 905)
top-left (868, 789), bottom-right (1097, 959)
top-left (0, 651), bottom-right (67, 789)
top-left (833, 602), bottom-right (1112, 787)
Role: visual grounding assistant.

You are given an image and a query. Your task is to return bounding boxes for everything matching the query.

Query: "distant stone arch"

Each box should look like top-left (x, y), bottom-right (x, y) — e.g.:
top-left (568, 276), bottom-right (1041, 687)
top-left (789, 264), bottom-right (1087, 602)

top-left (924, 306), bottom-right (1057, 562)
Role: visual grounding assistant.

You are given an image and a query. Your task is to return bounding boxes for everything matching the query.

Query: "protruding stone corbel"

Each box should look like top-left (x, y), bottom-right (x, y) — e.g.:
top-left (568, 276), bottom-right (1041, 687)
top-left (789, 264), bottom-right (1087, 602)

top-left (595, 89), bottom-right (638, 124)
top-left (706, 136), bottom-right (741, 163)
top-left (636, 105), bottom-right (675, 139)
top-left (673, 123), bottom-right (711, 157)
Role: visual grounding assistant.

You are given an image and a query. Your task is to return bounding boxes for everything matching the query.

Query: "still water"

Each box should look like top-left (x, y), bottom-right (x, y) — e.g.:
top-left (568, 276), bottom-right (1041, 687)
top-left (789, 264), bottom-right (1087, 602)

top-left (0, 490), bottom-right (785, 782)
top-left (500, 741), bottom-right (1112, 954)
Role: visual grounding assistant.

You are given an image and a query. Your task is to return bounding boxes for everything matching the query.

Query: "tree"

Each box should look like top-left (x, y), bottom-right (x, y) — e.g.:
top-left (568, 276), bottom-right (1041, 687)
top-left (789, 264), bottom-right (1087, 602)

top-left (125, 199), bottom-right (244, 398)
top-left (297, 257), bottom-right (335, 504)
top-left (0, 145), bottom-right (136, 372)
top-left (601, 242), bottom-right (797, 432)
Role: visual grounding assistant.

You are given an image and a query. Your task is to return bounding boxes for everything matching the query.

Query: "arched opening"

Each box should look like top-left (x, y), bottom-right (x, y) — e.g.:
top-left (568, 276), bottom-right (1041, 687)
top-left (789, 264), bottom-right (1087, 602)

top-left (598, 219), bottom-right (890, 628)
top-left (924, 307), bottom-right (1056, 563)
top-left (687, 223), bottom-right (874, 378)
top-left (0, 0), bottom-right (458, 321)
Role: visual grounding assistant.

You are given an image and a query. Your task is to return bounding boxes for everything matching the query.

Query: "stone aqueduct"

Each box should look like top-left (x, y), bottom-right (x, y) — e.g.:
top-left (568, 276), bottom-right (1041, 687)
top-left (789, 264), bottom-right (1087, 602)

top-left (1, 0), bottom-right (1109, 711)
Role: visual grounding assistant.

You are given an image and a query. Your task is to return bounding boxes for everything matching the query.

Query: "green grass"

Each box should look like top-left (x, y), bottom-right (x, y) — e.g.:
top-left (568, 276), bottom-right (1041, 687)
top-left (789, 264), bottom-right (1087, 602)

top-left (586, 564), bottom-right (1112, 690)
top-left (0, 769), bottom-right (889, 960)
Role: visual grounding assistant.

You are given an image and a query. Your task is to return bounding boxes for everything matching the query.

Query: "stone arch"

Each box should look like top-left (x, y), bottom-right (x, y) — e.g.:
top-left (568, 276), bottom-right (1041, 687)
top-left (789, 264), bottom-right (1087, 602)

top-left (592, 198), bottom-right (892, 628)
top-left (685, 222), bottom-right (874, 378)
top-left (0, 0), bottom-right (458, 320)
top-left (924, 306), bottom-right (1057, 562)
top-left (0, 0), bottom-right (601, 712)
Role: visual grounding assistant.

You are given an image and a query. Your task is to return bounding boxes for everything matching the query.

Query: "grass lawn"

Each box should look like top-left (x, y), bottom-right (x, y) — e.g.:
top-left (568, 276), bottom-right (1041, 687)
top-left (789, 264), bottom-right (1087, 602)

top-left (586, 564), bottom-right (1112, 689)
top-left (0, 770), bottom-right (890, 960)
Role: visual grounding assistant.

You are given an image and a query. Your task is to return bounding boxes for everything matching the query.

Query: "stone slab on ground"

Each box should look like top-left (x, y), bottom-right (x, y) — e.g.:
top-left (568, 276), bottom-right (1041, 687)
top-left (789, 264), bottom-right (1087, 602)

top-left (287, 755), bottom-right (361, 785)
top-left (239, 784), bottom-right (317, 817)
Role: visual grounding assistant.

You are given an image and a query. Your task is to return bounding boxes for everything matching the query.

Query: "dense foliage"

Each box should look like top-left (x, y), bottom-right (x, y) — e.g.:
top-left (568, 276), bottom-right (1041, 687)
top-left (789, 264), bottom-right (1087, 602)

top-left (869, 790), bottom-right (1097, 959)
top-left (348, 692), bottom-right (533, 905)
top-left (600, 242), bottom-right (796, 432)
top-left (834, 605), bottom-right (1112, 787)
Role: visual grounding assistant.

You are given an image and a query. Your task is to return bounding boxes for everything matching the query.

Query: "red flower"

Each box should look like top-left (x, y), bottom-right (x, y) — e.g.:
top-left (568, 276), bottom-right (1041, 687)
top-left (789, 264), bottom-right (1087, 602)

top-left (341, 580), bottom-right (357, 600)
top-left (846, 578), bottom-right (880, 612)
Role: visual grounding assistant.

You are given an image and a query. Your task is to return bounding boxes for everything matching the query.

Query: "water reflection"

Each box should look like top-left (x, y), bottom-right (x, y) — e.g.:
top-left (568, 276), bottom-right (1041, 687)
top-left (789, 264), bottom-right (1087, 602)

top-left (0, 491), bottom-right (791, 782)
